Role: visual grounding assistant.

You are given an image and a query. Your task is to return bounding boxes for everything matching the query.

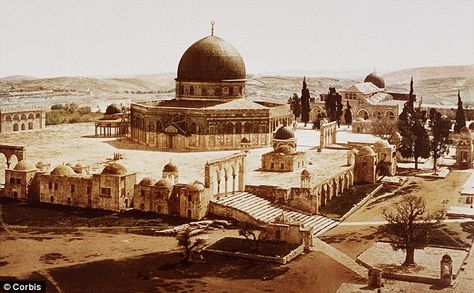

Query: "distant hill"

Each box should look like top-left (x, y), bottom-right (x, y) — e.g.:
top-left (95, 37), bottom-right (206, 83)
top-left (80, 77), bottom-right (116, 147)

top-left (0, 75), bottom-right (36, 81)
top-left (1, 64), bottom-right (473, 108)
top-left (382, 65), bottom-right (474, 106)
top-left (383, 64), bottom-right (474, 84)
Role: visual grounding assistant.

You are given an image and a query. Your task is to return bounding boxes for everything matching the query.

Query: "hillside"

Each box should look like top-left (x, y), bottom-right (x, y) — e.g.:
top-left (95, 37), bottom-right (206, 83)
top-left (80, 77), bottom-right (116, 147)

top-left (1, 64), bottom-right (473, 108)
top-left (382, 65), bottom-right (474, 106)
top-left (383, 64), bottom-right (474, 84)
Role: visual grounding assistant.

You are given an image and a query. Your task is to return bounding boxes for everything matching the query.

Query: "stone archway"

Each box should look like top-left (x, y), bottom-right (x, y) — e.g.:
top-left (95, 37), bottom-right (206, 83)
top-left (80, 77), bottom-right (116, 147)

top-left (204, 152), bottom-right (246, 199)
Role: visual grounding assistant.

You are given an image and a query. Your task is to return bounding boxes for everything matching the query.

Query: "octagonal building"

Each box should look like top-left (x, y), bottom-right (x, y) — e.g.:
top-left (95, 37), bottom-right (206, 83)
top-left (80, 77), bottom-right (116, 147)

top-left (130, 30), bottom-right (293, 151)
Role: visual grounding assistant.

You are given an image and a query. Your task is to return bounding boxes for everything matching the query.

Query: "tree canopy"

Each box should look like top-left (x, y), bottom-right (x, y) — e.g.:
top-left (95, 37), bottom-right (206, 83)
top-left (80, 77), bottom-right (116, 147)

top-left (454, 90), bottom-right (466, 133)
top-left (380, 194), bottom-right (445, 265)
top-left (429, 109), bottom-right (452, 174)
top-left (300, 77), bottom-right (311, 126)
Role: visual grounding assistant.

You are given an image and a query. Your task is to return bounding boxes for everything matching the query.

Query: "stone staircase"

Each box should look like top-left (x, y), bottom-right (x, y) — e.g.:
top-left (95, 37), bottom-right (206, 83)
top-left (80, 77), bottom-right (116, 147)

top-left (212, 191), bottom-right (339, 236)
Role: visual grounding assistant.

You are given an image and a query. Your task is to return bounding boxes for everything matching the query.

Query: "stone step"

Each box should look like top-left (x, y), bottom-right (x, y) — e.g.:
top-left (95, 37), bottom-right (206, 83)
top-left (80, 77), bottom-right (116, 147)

top-left (210, 192), bottom-right (339, 237)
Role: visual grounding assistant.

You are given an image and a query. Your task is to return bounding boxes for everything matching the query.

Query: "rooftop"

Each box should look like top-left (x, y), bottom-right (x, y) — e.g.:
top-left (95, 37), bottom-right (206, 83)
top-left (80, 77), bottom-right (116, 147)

top-left (249, 149), bottom-right (350, 189)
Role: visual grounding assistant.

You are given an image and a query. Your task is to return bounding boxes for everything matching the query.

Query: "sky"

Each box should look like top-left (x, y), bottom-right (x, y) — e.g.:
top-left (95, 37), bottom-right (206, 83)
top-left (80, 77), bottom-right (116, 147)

top-left (0, 0), bottom-right (473, 78)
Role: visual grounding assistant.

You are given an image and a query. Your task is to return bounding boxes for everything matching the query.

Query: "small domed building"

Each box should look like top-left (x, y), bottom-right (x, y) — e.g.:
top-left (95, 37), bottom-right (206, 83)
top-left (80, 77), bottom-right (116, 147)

top-left (94, 103), bottom-right (130, 137)
top-left (354, 146), bottom-right (378, 183)
top-left (34, 161), bottom-right (136, 211)
top-left (130, 26), bottom-right (293, 151)
top-left (133, 163), bottom-right (210, 220)
top-left (4, 159), bottom-right (37, 200)
top-left (261, 126), bottom-right (306, 172)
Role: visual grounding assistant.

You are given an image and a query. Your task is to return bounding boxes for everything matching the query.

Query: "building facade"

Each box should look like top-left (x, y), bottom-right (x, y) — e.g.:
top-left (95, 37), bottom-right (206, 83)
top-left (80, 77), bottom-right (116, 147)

top-left (0, 105), bottom-right (46, 133)
top-left (133, 163), bottom-right (211, 220)
top-left (261, 126), bottom-right (306, 172)
top-left (130, 31), bottom-right (293, 151)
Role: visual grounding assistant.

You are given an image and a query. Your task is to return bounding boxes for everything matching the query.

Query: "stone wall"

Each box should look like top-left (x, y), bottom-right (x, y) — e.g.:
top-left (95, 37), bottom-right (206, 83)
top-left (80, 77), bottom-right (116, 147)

top-left (38, 174), bottom-right (93, 208)
top-left (208, 201), bottom-right (263, 226)
top-left (4, 169), bottom-right (37, 200)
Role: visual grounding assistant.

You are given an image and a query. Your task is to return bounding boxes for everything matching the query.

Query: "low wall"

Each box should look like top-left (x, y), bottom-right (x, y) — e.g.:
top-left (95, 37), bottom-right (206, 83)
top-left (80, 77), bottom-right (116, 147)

top-left (208, 201), bottom-right (263, 226)
top-left (339, 184), bottom-right (383, 222)
top-left (203, 243), bottom-right (304, 265)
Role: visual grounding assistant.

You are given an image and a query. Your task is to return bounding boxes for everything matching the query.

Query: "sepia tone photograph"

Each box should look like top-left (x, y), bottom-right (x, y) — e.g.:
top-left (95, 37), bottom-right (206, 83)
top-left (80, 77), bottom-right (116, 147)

top-left (0, 0), bottom-right (473, 292)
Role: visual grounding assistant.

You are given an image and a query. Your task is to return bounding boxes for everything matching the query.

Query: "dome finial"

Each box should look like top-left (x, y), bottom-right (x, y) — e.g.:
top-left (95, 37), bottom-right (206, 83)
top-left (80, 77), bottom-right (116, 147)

top-left (211, 20), bottom-right (215, 36)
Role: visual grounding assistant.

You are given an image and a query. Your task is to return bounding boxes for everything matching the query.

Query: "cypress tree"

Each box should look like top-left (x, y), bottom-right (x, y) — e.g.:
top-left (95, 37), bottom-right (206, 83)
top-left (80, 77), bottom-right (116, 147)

top-left (300, 77), bottom-right (310, 126)
top-left (454, 90), bottom-right (466, 133)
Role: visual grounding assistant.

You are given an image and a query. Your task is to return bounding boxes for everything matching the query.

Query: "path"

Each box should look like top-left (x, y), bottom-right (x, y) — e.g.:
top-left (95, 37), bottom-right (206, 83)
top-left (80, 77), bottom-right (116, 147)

top-left (312, 238), bottom-right (368, 278)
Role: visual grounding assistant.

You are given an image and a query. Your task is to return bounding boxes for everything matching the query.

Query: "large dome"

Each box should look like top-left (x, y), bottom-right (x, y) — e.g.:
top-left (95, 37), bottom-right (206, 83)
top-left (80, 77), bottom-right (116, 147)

top-left (177, 35), bottom-right (246, 82)
top-left (364, 72), bottom-right (385, 89)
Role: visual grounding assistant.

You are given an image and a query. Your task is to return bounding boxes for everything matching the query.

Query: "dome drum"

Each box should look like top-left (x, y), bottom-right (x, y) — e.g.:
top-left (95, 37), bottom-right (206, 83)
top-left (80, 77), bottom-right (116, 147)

top-left (175, 80), bottom-right (245, 101)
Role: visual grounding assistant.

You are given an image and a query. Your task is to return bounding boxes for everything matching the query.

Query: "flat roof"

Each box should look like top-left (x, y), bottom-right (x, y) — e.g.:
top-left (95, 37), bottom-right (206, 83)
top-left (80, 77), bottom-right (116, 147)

top-left (248, 149), bottom-right (350, 189)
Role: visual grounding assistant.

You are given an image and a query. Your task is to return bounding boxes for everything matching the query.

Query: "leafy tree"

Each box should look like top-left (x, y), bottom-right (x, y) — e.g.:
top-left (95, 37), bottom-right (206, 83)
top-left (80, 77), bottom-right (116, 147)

top-left (78, 106), bottom-right (92, 115)
top-left (300, 77), bottom-right (311, 126)
top-left (380, 194), bottom-right (445, 266)
top-left (288, 93), bottom-right (301, 120)
top-left (344, 101), bottom-right (352, 126)
top-left (238, 222), bottom-right (260, 250)
top-left (397, 77), bottom-right (430, 169)
top-left (372, 121), bottom-right (396, 139)
top-left (51, 104), bottom-right (65, 111)
top-left (177, 228), bottom-right (206, 263)
top-left (429, 109), bottom-right (452, 174)
top-left (454, 90), bottom-right (466, 133)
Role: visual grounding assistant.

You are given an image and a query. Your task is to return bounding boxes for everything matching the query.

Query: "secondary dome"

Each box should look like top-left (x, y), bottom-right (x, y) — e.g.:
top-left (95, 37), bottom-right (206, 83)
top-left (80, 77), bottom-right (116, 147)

top-left (155, 178), bottom-right (173, 189)
top-left (139, 177), bottom-right (156, 186)
top-left (14, 160), bottom-right (36, 171)
top-left (274, 126), bottom-right (295, 140)
top-left (102, 163), bottom-right (127, 175)
top-left (364, 72), bottom-right (385, 89)
top-left (163, 162), bottom-right (178, 173)
top-left (177, 35), bottom-right (246, 82)
top-left (51, 165), bottom-right (76, 176)
top-left (105, 104), bottom-right (122, 115)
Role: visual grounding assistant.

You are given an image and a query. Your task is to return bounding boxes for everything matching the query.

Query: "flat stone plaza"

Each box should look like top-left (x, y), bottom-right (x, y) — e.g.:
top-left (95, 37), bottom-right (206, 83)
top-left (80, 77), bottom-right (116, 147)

top-left (357, 242), bottom-right (468, 282)
top-left (0, 123), bottom-right (380, 187)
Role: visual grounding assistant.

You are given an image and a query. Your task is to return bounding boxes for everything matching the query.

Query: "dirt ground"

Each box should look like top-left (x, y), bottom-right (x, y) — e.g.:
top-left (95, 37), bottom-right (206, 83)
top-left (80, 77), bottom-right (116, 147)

top-left (0, 200), bottom-right (362, 293)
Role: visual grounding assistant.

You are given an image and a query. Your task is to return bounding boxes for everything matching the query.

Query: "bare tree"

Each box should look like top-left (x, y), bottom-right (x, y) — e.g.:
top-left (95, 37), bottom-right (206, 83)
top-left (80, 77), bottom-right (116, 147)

top-left (380, 194), bottom-right (445, 266)
top-left (177, 228), bottom-right (206, 263)
top-left (238, 222), bottom-right (260, 250)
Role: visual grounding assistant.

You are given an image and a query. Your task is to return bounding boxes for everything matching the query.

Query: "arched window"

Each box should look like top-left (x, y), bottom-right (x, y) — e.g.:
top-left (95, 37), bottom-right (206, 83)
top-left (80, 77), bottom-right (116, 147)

top-left (357, 109), bottom-right (369, 120)
top-left (28, 113), bottom-right (34, 119)
top-left (386, 111), bottom-right (395, 120)
top-left (21, 114), bottom-right (27, 120)
top-left (13, 123), bottom-right (18, 131)
top-left (28, 122), bottom-right (33, 129)
top-left (5, 116), bottom-right (11, 122)
top-left (21, 123), bottom-right (25, 130)
top-left (373, 111), bottom-right (382, 120)
top-left (13, 115), bottom-right (19, 121)
top-left (35, 113), bottom-right (41, 118)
